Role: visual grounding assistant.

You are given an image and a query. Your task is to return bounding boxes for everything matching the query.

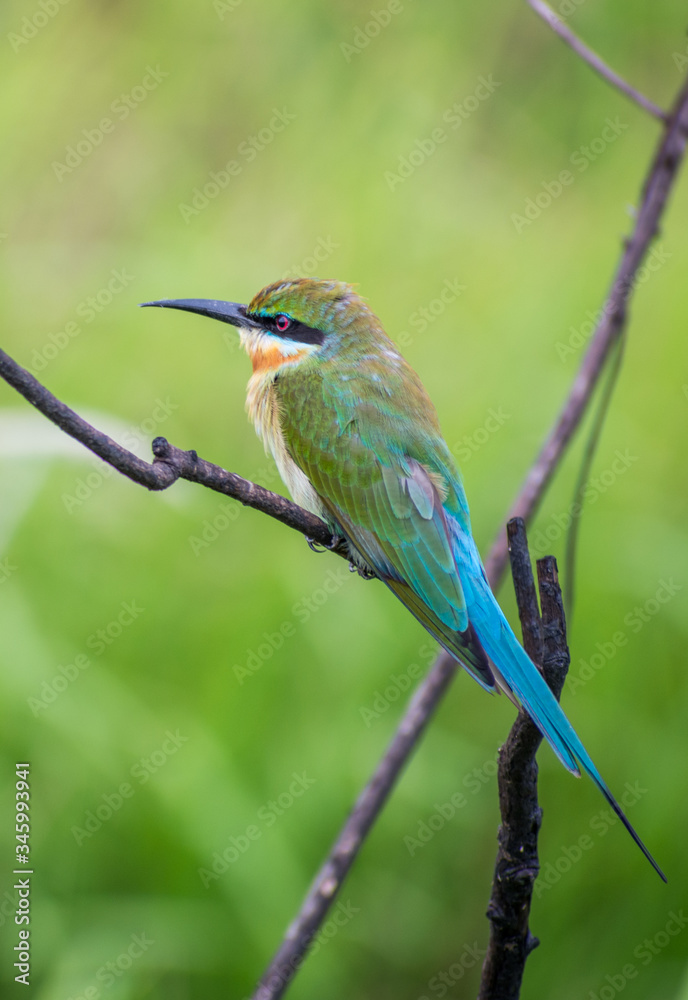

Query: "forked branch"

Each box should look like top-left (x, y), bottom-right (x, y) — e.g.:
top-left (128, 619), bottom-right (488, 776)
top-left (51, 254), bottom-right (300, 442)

top-left (525, 0), bottom-right (666, 121)
top-left (478, 523), bottom-right (570, 1000)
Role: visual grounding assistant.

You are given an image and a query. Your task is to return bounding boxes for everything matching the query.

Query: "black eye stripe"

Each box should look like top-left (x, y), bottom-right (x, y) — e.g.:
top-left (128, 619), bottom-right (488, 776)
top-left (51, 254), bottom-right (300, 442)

top-left (247, 312), bottom-right (326, 346)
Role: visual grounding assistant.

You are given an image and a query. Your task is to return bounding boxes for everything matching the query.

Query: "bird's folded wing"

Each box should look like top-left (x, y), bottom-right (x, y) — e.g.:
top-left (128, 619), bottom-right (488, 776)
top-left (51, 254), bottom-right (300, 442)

top-left (286, 413), bottom-right (494, 689)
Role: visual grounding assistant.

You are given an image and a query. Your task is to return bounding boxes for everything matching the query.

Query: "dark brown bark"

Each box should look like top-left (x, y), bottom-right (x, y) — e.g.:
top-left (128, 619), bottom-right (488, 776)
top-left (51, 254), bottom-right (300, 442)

top-left (478, 523), bottom-right (570, 1000)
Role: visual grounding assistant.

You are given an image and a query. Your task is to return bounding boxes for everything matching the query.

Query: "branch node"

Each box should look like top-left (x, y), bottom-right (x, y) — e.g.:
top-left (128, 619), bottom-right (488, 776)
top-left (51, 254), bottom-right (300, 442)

top-left (525, 932), bottom-right (540, 955)
top-left (319, 875), bottom-right (338, 898)
top-left (152, 435), bottom-right (170, 457)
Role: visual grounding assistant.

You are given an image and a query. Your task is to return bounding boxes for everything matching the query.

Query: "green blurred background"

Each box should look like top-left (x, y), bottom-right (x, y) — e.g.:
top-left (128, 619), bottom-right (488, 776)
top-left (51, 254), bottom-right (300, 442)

top-left (1, 1), bottom-right (687, 997)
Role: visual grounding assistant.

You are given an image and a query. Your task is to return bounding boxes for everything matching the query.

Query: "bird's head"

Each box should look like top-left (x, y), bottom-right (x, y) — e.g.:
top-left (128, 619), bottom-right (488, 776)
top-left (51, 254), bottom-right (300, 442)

top-left (142, 278), bottom-right (375, 375)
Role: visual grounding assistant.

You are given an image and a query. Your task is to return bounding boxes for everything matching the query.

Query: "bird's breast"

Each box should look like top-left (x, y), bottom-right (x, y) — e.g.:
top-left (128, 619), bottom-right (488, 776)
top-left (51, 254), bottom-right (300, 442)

top-left (244, 369), bottom-right (325, 519)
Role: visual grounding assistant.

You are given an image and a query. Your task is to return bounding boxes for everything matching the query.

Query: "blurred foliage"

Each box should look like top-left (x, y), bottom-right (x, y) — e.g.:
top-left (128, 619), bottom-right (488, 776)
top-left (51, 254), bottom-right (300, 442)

top-left (1, 1), bottom-right (687, 998)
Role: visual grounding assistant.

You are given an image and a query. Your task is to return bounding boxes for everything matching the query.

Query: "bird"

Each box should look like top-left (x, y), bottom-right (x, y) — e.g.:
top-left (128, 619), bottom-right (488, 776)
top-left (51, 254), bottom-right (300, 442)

top-left (142, 277), bottom-right (665, 880)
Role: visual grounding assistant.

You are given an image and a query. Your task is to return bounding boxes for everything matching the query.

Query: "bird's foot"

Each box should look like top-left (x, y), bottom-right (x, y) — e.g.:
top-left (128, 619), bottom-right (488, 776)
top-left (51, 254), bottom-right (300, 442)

top-left (306, 533), bottom-right (346, 554)
top-left (349, 562), bottom-right (376, 580)
top-left (305, 533), bottom-right (375, 579)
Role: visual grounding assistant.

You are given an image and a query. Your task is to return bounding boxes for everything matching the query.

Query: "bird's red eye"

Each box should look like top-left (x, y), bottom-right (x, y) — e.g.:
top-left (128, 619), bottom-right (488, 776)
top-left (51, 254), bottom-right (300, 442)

top-left (275, 314), bottom-right (291, 332)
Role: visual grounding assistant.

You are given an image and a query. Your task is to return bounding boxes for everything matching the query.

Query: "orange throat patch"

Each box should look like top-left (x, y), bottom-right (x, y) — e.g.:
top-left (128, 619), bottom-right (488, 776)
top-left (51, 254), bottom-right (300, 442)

top-left (246, 338), bottom-right (310, 374)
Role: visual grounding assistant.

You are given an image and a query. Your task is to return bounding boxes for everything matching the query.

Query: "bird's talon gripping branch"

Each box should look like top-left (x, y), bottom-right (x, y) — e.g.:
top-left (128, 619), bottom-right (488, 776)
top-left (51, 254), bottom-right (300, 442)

top-left (307, 532), bottom-right (347, 555)
top-left (350, 562), bottom-right (376, 580)
top-left (325, 532), bottom-right (346, 551)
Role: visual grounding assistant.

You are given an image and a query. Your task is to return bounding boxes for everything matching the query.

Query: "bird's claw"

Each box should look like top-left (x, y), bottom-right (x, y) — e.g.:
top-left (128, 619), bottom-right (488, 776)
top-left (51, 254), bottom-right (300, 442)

top-left (305, 533), bottom-right (374, 579)
top-left (349, 562), bottom-right (376, 580)
top-left (306, 532), bottom-right (345, 554)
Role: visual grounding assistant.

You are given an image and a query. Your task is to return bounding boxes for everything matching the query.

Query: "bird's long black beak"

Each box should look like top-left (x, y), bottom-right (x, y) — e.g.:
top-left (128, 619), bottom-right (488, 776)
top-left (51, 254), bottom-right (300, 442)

top-left (140, 298), bottom-right (263, 330)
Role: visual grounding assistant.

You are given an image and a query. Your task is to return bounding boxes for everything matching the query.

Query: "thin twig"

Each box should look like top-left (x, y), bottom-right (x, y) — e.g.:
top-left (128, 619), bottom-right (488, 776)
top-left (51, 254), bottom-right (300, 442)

top-left (484, 68), bottom-right (688, 585)
top-left (525, 0), bottom-right (666, 121)
top-left (0, 348), bottom-right (346, 557)
top-left (252, 655), bottom-right (460, 1000)
top-left (562, 334), bottom-right (626, 621)
top-left (478, 525), bottom-right (570, 1000)
top-left (506, 518), bottom-right (543, 664)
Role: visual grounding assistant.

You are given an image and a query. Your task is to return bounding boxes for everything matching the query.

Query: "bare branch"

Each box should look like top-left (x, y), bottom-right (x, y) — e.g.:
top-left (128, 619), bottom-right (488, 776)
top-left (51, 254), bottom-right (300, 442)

top-left (478, 526), bottom-right (569, 1000)
top-left (251, 655), bottom-right (460, 1000)
top-left (0, 348), bottom-right (344, 556)
top-left (506, 518), bottom-right (543, 664)
top-left (525, 0), bottom-right (666, 121)
top-left (484, 68), bottom-right (688, 585)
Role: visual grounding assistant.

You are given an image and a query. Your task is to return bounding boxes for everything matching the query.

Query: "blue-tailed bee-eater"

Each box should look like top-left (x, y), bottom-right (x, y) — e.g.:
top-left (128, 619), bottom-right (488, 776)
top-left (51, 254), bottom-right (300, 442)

top-left (142, 277), bottom-right (664, 880)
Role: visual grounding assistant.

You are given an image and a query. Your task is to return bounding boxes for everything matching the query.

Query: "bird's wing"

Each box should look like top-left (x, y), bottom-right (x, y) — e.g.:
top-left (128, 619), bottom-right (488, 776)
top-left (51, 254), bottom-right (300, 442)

top-left (280, 391), bottom-right (494, 689)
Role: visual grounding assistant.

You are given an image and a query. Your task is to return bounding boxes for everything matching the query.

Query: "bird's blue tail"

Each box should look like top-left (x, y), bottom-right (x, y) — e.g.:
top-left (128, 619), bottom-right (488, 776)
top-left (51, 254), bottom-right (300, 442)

top-left (459, 541), bottom-right (666, 881)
